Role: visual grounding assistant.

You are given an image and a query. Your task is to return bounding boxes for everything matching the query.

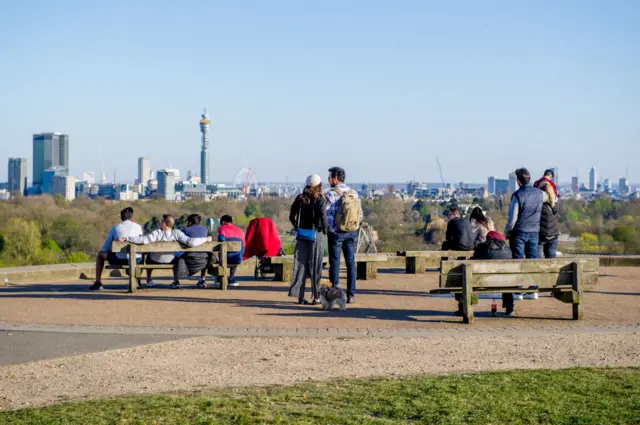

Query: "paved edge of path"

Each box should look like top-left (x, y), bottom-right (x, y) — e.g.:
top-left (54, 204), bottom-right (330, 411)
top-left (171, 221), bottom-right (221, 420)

top-left (1, 321), bottom-right (639, 338)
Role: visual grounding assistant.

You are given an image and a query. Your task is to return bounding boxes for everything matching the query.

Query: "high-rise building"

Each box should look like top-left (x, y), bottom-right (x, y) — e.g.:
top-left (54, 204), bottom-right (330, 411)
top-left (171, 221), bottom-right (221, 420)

top-left (495, 179), bottom-right (509, 195)
top-left (487, 176), bottom-right (496, 195)
top-left (604, 179), bottom-right (612, 193)
top-left (199, 110), bottom-right (210, 185)
top-left (508, 173), bottom-right (517, 194)
top-left (51, 175), bottom-right (76, 201)
top-left (619, 177), bottom-right (630, 195)
top-left (33, 133), bottom-right (69, 186)
top-left (82, 172), bottom-right (95, 184)
top-left (589, 167), bottom-right (597, 192)
top-left (8, 158), bottom-right (27, 194)
top-left (138, 157), bottom-right (151, 186)
top-left (157, 169), bottom-right (180, 201)
top-left (571, 177), bottom-right (579, 193)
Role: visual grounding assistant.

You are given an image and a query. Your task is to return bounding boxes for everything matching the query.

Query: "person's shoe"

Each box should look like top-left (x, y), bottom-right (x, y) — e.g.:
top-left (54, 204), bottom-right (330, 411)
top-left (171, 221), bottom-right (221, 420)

top-left (169, 281), bottom-right (181, 289)
top-left (311, 298), bottom-right (320, 305)
top-left (298, 298), bottom-right (310, 305)
top-left (144, 280), bottom-right (156, 288)
top-left (347, 295), bottom-right (356, 304)
top-left (196, 279), bottom-right (207, 289)
top-left (228, 281), bottom-right (239, 287)
top-left (523, 292), bottom-right (538, 300)
top-left (505, 307), bottom-right (515, 317)
top-left (89, 282), bottom-right (104, 291)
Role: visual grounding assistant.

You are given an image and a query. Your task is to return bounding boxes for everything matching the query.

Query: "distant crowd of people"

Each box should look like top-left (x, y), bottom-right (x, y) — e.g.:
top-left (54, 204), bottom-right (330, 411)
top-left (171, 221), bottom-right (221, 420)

top-left (442, 167), bottom-right (559, 316)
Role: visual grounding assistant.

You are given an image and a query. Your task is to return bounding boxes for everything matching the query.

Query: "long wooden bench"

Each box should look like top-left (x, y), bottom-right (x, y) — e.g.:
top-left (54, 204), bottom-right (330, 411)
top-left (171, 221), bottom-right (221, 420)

top-left (431, 258), bottom-right (599, 324)
top-left (397, 250), bottom-right (474, 274)
top-left (110, 241), bottom-right (241, 293)
top-left (264, 254), bottom-right (388, 282)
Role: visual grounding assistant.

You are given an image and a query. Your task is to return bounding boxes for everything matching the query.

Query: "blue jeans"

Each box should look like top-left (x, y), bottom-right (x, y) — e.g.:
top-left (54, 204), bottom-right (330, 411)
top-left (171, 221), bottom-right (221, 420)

top-left (510, 231), bottom-right (539, 259)
top-left (538, 236), bottom-right (559, 259)
top-left (328, 231), bottom-right (357, 297)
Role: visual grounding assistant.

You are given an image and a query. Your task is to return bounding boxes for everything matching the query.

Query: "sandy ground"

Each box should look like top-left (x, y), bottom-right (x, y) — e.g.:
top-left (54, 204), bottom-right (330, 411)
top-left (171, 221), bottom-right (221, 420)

top-left (1, 330), bottom-right (639, 410)
top-left (0, 268), bottom-right (638, 330)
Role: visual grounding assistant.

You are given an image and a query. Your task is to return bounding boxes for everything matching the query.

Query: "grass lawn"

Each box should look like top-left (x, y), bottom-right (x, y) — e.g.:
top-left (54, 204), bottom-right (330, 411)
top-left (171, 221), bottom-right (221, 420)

top-left (2, 367), bottom-right (639, 424)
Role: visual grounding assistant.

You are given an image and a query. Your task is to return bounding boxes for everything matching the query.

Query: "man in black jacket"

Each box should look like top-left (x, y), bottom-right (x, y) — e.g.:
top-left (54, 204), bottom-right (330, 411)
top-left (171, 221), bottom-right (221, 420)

top-left (442, 208), bottom-right (474, 251)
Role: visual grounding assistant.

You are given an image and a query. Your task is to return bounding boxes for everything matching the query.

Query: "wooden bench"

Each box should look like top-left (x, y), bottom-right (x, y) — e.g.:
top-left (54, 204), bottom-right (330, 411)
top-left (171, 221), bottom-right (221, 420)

top-left (431, 258), bottom-right (599, 324)
top-left (397, 250), bottom-right (474, 274)
top-left (264, 254), bottom-right (389, 282)
top-left (110, 241), bottom-right (241, 293)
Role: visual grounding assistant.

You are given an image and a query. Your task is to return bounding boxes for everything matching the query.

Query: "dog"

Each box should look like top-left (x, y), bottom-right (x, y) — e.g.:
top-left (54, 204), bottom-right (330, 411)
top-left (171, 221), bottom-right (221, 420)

top-left (318, 280), bottom-right (347, 311)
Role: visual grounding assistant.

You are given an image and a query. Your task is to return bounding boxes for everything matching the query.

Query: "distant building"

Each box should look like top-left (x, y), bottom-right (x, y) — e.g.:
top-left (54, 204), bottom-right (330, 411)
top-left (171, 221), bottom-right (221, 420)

top-left (138, 157), bottom-right (151, 186)
top-left (51, 175), bottom-right (76, 201)
top-left (571, 177), bottom-right (579, 193)
top-left (495, 179), bottom-right (509, 195)
top-left (0, 189), bottom-right (10, 201)
top-left (619, 178), bottom-right (630, 196)
top-left (604, 179), bottom-right (612, 193)
top-left (157, 169), bottom-right (180, 201)
top-left (33, 133), bottom-right (69, 186)
top-left (42, 167), bottom-right (66, 194)
top-left (8, 158), bottom-right (27, 194)
top-left (82, 172), bottom-right (95, 184)
top-left (487, 176), bottom-right (496, 195)
top-left (508, 173), bottom-right (517, 194)
top-left (589, 167), bottom-right (597, 192)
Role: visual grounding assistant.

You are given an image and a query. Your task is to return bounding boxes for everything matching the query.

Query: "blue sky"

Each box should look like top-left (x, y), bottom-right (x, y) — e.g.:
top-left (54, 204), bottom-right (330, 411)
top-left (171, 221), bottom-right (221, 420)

top-left (1, 0), bottom-right (638, 184)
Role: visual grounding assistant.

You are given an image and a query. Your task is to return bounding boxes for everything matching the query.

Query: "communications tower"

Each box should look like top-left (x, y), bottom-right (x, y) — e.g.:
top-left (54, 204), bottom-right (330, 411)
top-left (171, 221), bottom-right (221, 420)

top-left (199, 109), bottom-right (211, 185)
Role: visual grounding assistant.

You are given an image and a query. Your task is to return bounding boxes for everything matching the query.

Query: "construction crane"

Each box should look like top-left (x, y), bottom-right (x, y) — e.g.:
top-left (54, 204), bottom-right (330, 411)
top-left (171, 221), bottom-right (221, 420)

top-left (436, 157), bottom-right (445, 187)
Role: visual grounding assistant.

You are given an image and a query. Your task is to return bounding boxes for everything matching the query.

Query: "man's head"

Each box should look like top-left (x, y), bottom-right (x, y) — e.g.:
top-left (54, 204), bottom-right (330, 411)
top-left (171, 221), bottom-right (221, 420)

top-left (544, 169), bottom-right (554, 179)
top-left (220, 215), bottom-right (233, 225)
top-left (120, 207), bottom-right (134, 222)
top-left (187, 214), bottom-right (201, 226)
top-left (515, 168), bottom-right (531, 187)
top-left (448, 207), bottom-right (461, 220)
top-left (161, 214), bottom-right (175, 230)
top-left (328, 167), bottom-right (346, 188)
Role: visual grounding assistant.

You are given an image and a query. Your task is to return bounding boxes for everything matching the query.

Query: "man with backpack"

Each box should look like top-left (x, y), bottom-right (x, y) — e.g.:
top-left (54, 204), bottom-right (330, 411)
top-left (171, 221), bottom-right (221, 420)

top-left (325, 166), bottom-right (363, 304)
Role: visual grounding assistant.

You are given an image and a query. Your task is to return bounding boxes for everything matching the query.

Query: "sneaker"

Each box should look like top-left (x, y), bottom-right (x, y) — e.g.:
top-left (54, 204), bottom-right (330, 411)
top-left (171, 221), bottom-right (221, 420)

top-left (89, 282), bottom-right (104, 291)
top-left (228, 280), bottom-right (239, 287)
top-left (505, 307), bottom-right (515, 317)
top-left (196, 279), bottom-right (207, 289)
top-left (523, 293), bottom-right (539, 300)
top-left (513, 294), bottom-right (524, 300)
top-left (144, 280), bottom-right (156, 288)
top-left (347, 295), bottom-right (356, 304)
top-left (169, 281), bottom-right (181, 289)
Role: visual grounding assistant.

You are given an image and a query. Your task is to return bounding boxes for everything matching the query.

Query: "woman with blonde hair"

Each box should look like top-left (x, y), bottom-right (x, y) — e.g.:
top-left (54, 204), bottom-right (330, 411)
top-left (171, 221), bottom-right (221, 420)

top-left (288, 175), bottom-right (328, 305)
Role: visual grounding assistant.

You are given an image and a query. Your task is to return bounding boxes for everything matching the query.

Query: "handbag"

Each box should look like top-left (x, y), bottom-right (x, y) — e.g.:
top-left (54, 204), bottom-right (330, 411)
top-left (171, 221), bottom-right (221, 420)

top-left (296, 199), bottom-right (317, 242)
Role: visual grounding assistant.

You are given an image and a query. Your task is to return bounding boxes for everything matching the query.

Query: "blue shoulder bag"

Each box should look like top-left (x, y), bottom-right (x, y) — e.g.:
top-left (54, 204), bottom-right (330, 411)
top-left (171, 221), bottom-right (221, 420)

top-left (296, 200), bottom-right (317, 242)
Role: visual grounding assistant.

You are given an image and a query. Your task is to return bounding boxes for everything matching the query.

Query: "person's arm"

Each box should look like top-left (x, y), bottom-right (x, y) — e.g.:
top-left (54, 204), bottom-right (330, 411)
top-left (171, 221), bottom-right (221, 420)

top-left (504, 197), bottom-right (519, 236)
top-left (127, 229), bottom-right (158, 245)
top-left (100, 226), bottom-right (116, 252)
top-left (174, 229), bottom-right (211, 247)
top-left (317, 196), bottom-right (329, 233)
top-left (289, 197), bottom-right (300, 228)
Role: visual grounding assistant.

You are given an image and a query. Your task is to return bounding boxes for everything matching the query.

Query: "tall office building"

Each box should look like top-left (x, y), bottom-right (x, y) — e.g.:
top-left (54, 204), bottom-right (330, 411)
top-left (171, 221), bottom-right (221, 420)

top-left (199, 110), bottom-right (210, 185)
top-left (619, 177), bottom-right (630, 195)
top-left (138, 157), bottom-right (151, 186)
top-left (571, 177), bottom-right (579, 193)
top-left (487, 176), bottom-right (496, 195)
top-left (51, 175), bottom-right (76, 201)
top-left (589, 167), bottom-right (597, 192)
top-left (495, 179), bottom-right (509, 195)
top-left (157, 169), bottom-right (180, 201)
top-left (33, 133), bottom-right (69, 186)
top-left (8, 158), bottom-right (27, 194)
top-left (508, 173), bottom-right (517, 194)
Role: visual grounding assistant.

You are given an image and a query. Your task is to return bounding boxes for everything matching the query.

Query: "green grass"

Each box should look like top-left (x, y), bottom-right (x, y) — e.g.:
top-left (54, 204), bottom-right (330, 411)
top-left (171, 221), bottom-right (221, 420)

top-left (2, 368), bottom-right (639, 424)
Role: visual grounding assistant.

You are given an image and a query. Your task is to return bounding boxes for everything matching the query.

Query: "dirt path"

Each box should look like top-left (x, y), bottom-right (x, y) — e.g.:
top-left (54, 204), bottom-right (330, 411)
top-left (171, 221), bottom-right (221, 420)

top-left (1, 329), bottom-right (639, 410)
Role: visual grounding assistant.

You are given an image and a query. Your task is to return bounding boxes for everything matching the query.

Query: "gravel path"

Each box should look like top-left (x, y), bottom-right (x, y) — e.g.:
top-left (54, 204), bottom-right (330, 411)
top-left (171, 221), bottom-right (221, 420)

top-left (1, 330), bottom-right (639, 410)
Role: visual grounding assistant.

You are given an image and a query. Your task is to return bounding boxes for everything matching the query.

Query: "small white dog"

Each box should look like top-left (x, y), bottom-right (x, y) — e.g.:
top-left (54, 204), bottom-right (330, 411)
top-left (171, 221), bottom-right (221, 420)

top-left (318, 281), bottom-right (347, 311)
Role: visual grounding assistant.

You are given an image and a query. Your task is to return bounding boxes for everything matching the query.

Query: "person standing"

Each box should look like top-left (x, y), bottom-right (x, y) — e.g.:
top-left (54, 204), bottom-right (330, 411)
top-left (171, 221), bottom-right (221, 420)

top-left (288, 175), bottom-right (328, 305)
top-left (534, 170), bottom-right (560, 258)
top-left (325, 167), bottom-right (363, 304)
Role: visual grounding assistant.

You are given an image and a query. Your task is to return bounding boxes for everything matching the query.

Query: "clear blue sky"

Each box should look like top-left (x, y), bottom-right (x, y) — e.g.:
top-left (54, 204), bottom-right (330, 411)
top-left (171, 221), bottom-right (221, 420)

top-left (1, 0), bottom-right (639, 184)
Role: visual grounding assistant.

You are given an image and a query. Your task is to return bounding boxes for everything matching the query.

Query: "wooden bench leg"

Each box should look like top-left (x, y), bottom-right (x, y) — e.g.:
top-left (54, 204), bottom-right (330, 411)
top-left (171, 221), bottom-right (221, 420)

top-left (281, 264), bottom-right (293, 283)
top-left (462, 264), bottom-right (474, 324)
top-left (406, 257), bottom-right (426, 274)
top-left (220, 244), bottom-right (228, 290)
top-left (356, 262), bottom-right (376, 280)
top-left (572, 262), bottom-right (584, 320)
top-left (128, 245), bottom-right (137, 294)
top-left (273, 264), bottom-right (284, 282)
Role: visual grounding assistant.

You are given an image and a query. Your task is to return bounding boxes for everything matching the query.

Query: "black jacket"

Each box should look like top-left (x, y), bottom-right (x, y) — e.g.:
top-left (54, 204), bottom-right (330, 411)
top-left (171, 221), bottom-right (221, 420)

top-left (539, 203), bottom-right (559, 240)
top-left (472, 239), bottom-right (512, 260)
top-left (443, 217), bottom-right (474, 251)
top-left (289, 194), bottom-right (328, 234)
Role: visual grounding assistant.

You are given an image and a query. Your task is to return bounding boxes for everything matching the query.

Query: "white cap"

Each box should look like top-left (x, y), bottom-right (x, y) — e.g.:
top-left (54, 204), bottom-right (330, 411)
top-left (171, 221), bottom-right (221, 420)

top-left (306, 174), bottom-right (322, 187)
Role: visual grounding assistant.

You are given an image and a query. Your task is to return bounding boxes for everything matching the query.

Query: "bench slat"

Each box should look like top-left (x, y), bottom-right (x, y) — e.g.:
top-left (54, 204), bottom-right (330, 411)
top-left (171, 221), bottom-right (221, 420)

top-left (398, 250), bottom-right (473, 258)
top-left (441, 258), bottom-right (599, 274)
top-left (112, 241), bottom-right (241, 254)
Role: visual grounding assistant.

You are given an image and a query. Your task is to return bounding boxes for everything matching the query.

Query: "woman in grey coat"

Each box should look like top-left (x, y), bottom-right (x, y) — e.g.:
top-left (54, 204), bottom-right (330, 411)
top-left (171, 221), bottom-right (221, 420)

top-left (288, 175), bottom-right (328, 305)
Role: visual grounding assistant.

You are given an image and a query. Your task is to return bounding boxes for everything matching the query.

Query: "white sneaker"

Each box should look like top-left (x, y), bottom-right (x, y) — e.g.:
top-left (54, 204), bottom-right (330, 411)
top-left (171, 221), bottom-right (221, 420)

top-left (513, 294), bottom-right (524, 300)
top-left (523, 293), bottom-right (539, 300)
top-left (145, 280), bottom-right (156, 288)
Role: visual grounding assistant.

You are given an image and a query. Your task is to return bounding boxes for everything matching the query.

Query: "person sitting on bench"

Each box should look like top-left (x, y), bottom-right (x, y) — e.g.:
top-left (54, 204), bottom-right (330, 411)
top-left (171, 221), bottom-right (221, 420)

top-left (121, 214), bottom-right (212, 289)
top-left (454, 231), bottom-right (512, 316)
top-left (442, 207), bottom-right (474, 251)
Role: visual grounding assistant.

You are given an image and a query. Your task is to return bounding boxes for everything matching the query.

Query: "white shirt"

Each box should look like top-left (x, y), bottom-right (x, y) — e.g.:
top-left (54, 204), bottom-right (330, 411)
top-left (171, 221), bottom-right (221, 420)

top-left (100, 220), bottom-right (143, 259)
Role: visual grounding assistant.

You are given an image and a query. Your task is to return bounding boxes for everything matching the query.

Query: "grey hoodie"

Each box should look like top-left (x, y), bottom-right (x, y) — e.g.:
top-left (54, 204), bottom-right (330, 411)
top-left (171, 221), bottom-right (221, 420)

top-left (128, 229), bottom-right (210, 263)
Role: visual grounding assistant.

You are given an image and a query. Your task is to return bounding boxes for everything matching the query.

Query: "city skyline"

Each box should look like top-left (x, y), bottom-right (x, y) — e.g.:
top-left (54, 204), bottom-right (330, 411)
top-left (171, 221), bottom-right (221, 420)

top-left (1, 1), bottom-right (639, 183)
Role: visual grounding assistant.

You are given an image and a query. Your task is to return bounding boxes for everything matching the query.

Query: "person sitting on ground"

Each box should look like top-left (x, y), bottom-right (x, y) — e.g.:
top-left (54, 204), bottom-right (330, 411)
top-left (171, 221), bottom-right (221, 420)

top-left (90, 207), bottom-right (143, 291)
top-left (122, 214), bottom-right (212, 289)
top-left (454, 230), bottom-right (512, 316)
top-left (215, 215), bottom-right (246, 288)
top-left (173, 214), bottom-right (212, 288)
top-left (469, 207), bottom-right (495, 247)
top-left (441, 207), bottom-right (474, 251)
top-left (534, 169), bottom-right (559, 258)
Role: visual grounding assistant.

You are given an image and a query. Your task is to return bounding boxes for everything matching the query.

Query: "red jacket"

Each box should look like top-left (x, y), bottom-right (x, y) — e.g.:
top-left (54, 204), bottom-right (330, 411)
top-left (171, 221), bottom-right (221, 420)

top-left (244, 218), bottom-right (281, 260)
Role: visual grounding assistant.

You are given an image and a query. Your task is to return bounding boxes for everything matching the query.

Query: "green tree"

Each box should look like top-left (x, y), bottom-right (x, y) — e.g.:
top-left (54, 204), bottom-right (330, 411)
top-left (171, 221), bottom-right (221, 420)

top-left (1, 218), bottom-right (42, 266)
top-left (144, 216), bottom-right (161, 234)
top-left (244, 203), bottom-right (263, 218)
top-left (612, 225), bottom-right (636, 244)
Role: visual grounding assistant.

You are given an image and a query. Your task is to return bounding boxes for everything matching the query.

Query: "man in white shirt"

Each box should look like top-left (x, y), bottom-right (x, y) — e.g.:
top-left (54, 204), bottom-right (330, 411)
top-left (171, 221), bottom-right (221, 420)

top-left (90, 207), bottom-right (143, 291)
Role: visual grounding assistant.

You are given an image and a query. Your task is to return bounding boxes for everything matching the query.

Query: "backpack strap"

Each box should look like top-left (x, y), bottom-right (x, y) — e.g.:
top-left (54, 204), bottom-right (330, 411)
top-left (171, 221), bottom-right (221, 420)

top-left (332, 188), bottom-right (343, 196)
